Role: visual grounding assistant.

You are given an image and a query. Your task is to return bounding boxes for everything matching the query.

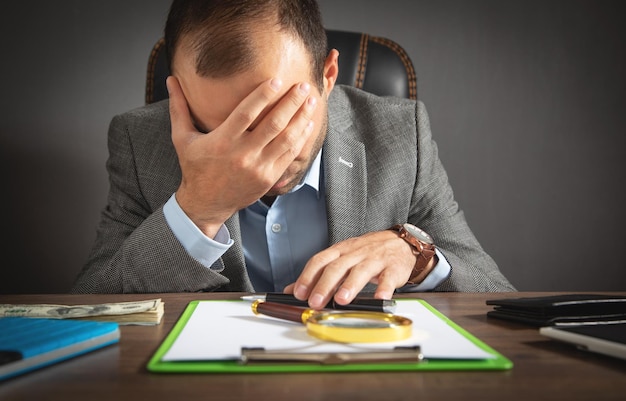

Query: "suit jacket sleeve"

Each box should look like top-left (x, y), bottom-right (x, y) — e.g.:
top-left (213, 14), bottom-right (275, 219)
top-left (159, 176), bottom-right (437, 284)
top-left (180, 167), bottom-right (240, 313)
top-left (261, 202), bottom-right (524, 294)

top-left (411, 102), bottom-right (514, 292)
top-left (71, 104), bottom-right (249, 293)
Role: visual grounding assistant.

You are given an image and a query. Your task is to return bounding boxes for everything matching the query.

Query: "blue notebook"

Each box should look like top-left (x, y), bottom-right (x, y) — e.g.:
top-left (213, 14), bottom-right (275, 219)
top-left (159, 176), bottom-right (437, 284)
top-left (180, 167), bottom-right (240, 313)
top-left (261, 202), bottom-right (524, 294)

top-left (0, 317), bottom-right (120, 381)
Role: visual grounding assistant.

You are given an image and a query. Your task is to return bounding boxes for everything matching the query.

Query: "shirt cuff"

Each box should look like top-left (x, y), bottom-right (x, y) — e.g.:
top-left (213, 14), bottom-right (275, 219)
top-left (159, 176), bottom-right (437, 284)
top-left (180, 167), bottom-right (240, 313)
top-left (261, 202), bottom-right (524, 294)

top-left (163, 194), bottom-right (233, 268)
top-left (397, 249), bottom-right (451, 292)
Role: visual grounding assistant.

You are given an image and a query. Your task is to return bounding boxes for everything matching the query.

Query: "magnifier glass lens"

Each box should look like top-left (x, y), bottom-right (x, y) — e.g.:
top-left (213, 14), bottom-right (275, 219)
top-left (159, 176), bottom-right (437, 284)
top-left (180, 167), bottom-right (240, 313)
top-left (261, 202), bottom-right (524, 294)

top-left (307, 311), bottom-right (412, 343)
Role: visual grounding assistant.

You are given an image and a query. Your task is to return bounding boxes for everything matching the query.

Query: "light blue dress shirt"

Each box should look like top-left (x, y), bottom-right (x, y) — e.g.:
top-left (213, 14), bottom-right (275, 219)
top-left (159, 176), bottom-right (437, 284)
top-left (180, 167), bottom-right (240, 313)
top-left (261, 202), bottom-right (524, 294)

top-left (163, 151), bottom-right (450, 292)
top-left (238, 151), bottom-right (328, 292)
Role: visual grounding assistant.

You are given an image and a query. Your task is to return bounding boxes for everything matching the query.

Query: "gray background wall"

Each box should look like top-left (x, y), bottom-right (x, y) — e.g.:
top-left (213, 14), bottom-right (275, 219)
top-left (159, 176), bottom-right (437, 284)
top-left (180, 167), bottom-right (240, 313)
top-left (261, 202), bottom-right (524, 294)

top-left (1, 0), bottom-right (624, 294)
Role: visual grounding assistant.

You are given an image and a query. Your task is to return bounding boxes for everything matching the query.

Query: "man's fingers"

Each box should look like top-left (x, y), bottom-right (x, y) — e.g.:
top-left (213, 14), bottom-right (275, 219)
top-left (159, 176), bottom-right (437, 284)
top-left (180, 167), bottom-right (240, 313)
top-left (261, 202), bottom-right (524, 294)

top-left (307, 252), bottom-right (369, 307)
top-left (294, 245), bottom-right (366, 309)
top-left (294, 231), bottom-right (418, 309)
top-left (167, 76), bottom-right (199, 149)
top-left (293, 248), bottom-right (340, 301)
top-left (223, 79), bottom-right (317, 194)
top-left (268, 95), bottom-right (317, 161)
top-left (373, 278), bottom-right (397, 301)
top-left (247, 81), bottom-right (314, 149)
top-left (221, 78), bottom-right (284, 138)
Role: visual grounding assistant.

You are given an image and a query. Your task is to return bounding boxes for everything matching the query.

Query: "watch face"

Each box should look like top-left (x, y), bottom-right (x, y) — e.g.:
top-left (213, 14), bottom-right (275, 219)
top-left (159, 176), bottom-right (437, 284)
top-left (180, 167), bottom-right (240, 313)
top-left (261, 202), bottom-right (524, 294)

top-left (403, 223), bottom-right (433, 244)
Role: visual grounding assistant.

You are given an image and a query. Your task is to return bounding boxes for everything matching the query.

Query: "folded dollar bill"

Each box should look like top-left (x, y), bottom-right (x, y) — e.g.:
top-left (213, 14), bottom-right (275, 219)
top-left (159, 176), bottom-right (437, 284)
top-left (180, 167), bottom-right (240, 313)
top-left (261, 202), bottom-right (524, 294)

top-left (0, 299), bottom-right (164, 326)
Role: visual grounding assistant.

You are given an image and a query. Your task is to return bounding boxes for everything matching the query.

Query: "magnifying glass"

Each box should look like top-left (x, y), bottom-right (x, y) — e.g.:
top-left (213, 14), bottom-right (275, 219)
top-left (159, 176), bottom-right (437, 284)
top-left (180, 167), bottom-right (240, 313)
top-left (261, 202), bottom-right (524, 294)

top-left (251, 300), bottom-right (412, 343)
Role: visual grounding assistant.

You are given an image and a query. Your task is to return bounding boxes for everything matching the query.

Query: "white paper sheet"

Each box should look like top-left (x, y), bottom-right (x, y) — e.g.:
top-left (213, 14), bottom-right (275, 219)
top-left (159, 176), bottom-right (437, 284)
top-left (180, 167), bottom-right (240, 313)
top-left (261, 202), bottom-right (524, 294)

top-left (162, 300), bottom-right (494, 361)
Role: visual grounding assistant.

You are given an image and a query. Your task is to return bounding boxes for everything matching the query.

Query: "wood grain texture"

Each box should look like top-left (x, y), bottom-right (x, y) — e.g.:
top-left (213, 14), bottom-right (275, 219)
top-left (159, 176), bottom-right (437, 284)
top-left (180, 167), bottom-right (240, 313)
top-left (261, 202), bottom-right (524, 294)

top-left (0, 292), bottom-right (624, 401)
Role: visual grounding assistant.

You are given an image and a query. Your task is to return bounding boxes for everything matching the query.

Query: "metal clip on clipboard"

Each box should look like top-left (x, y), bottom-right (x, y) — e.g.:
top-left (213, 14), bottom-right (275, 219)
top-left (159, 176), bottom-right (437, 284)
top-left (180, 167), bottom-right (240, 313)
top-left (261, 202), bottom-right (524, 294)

top-left (240, 346), bottom-right (424, 365)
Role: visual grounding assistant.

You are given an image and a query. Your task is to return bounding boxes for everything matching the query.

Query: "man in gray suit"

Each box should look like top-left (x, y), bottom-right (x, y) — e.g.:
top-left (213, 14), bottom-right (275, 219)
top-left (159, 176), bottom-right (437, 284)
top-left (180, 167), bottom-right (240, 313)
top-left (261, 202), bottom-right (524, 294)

top-left (72, 0), bottom-right (514, 306)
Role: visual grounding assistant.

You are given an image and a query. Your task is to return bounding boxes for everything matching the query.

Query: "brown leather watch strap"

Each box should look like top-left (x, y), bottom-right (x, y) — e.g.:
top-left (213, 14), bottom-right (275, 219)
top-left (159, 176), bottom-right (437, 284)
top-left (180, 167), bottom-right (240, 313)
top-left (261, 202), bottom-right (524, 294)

top-left (405, 248), bottom-right (437, 285)
top-left (390, 224), bottom-right (437, 285)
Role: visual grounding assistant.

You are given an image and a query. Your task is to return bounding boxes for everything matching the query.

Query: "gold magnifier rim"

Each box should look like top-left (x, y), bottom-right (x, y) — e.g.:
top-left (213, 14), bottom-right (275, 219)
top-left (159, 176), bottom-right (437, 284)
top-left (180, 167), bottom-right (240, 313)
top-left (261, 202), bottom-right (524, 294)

top-left (305, 310), bottom-right (412, 343)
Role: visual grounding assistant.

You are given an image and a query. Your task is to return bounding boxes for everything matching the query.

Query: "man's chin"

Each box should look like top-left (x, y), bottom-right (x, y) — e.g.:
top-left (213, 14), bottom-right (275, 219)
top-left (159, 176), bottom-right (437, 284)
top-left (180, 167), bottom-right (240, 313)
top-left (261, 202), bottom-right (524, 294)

top-left (266, 175), bottom-right (301, 197)
top-left (265, 185), bottom-right (294, 197)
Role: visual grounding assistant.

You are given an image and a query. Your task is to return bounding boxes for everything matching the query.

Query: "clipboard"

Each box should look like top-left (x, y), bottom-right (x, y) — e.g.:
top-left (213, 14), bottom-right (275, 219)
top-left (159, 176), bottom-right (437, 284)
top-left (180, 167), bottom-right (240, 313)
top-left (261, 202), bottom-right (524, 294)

top-left (147, 299), bottom-right (512, 373)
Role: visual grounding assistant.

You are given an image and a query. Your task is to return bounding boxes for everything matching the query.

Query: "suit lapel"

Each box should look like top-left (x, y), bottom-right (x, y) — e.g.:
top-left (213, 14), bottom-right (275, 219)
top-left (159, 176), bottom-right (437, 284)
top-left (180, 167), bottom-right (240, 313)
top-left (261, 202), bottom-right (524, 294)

top-left (323, 124), bottom-right (367, 245)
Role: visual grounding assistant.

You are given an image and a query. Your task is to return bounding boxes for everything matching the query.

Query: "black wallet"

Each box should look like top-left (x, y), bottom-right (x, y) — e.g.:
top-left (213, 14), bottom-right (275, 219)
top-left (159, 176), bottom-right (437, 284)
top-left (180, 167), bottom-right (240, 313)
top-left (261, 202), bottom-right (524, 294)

top-left (486, 294), bottom-right (626, 326)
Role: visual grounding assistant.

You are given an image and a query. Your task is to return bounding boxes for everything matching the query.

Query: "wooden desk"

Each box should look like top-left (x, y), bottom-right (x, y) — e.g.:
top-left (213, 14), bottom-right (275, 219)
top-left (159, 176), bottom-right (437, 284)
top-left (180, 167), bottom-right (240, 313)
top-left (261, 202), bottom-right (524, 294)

top-left (0, 292), bottom-right (624, 400)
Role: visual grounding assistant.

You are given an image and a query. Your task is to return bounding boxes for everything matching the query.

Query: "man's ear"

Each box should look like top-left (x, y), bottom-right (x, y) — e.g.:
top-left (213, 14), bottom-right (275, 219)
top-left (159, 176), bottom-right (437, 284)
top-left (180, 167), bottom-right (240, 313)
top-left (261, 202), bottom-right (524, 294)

top-left (322, 49), bottom-right (339, 95)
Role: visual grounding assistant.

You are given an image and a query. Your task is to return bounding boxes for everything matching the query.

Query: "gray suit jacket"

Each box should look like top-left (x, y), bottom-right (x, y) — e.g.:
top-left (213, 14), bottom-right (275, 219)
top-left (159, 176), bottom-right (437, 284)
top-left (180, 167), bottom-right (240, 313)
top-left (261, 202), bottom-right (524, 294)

top-left (72, 85), bottom-right (514, 293)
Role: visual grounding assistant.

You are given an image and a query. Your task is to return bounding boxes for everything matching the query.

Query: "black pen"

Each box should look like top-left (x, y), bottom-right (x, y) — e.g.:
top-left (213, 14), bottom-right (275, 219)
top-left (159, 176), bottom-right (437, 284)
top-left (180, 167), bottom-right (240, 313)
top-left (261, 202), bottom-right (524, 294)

top-left (240, 293), bottom-right (397, 313)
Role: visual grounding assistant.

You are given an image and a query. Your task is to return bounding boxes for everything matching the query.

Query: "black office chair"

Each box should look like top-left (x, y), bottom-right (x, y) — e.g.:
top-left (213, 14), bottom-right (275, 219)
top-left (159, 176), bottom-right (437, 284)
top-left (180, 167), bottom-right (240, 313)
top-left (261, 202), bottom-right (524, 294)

top-left (145, 29), bottom-right (417, 104)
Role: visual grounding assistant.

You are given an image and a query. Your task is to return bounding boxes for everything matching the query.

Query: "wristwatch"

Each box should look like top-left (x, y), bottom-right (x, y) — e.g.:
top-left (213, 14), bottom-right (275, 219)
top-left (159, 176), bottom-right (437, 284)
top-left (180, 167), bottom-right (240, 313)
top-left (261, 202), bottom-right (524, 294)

top-left (390, 224), bottom-right (437, 285)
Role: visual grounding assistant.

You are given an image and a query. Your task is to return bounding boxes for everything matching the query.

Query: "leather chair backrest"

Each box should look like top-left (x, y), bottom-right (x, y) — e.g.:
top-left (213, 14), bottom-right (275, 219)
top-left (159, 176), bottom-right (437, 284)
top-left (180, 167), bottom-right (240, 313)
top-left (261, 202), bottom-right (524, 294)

top-left (145, 29), bottom-right (416, 104)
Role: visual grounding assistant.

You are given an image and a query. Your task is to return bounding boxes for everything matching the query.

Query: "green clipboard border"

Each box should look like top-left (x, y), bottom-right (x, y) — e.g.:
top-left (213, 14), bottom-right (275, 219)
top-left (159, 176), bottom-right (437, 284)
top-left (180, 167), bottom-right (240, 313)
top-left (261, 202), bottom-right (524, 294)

top-left (147, 299), bottom-right (513, 373)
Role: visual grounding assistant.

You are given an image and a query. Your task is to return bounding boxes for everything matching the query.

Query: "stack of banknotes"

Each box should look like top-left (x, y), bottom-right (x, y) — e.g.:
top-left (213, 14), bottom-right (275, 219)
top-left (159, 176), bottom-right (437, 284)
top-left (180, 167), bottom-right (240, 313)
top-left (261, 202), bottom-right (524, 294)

top-left (0, 299), bottom-right (164, 325)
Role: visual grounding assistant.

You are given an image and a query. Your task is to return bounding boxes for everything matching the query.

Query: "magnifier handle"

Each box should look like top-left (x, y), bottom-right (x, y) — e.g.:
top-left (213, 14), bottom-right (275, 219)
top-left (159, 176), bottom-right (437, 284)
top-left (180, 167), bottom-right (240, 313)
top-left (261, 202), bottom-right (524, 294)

top-left (252, 301), bottom-right (314, 324)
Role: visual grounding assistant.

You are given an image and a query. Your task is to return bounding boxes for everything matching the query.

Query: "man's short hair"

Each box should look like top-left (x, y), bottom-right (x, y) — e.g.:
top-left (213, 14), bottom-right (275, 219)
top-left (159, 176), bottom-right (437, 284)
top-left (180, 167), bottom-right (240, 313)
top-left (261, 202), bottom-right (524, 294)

top-left (165, 0), bottom-right (328, 90)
